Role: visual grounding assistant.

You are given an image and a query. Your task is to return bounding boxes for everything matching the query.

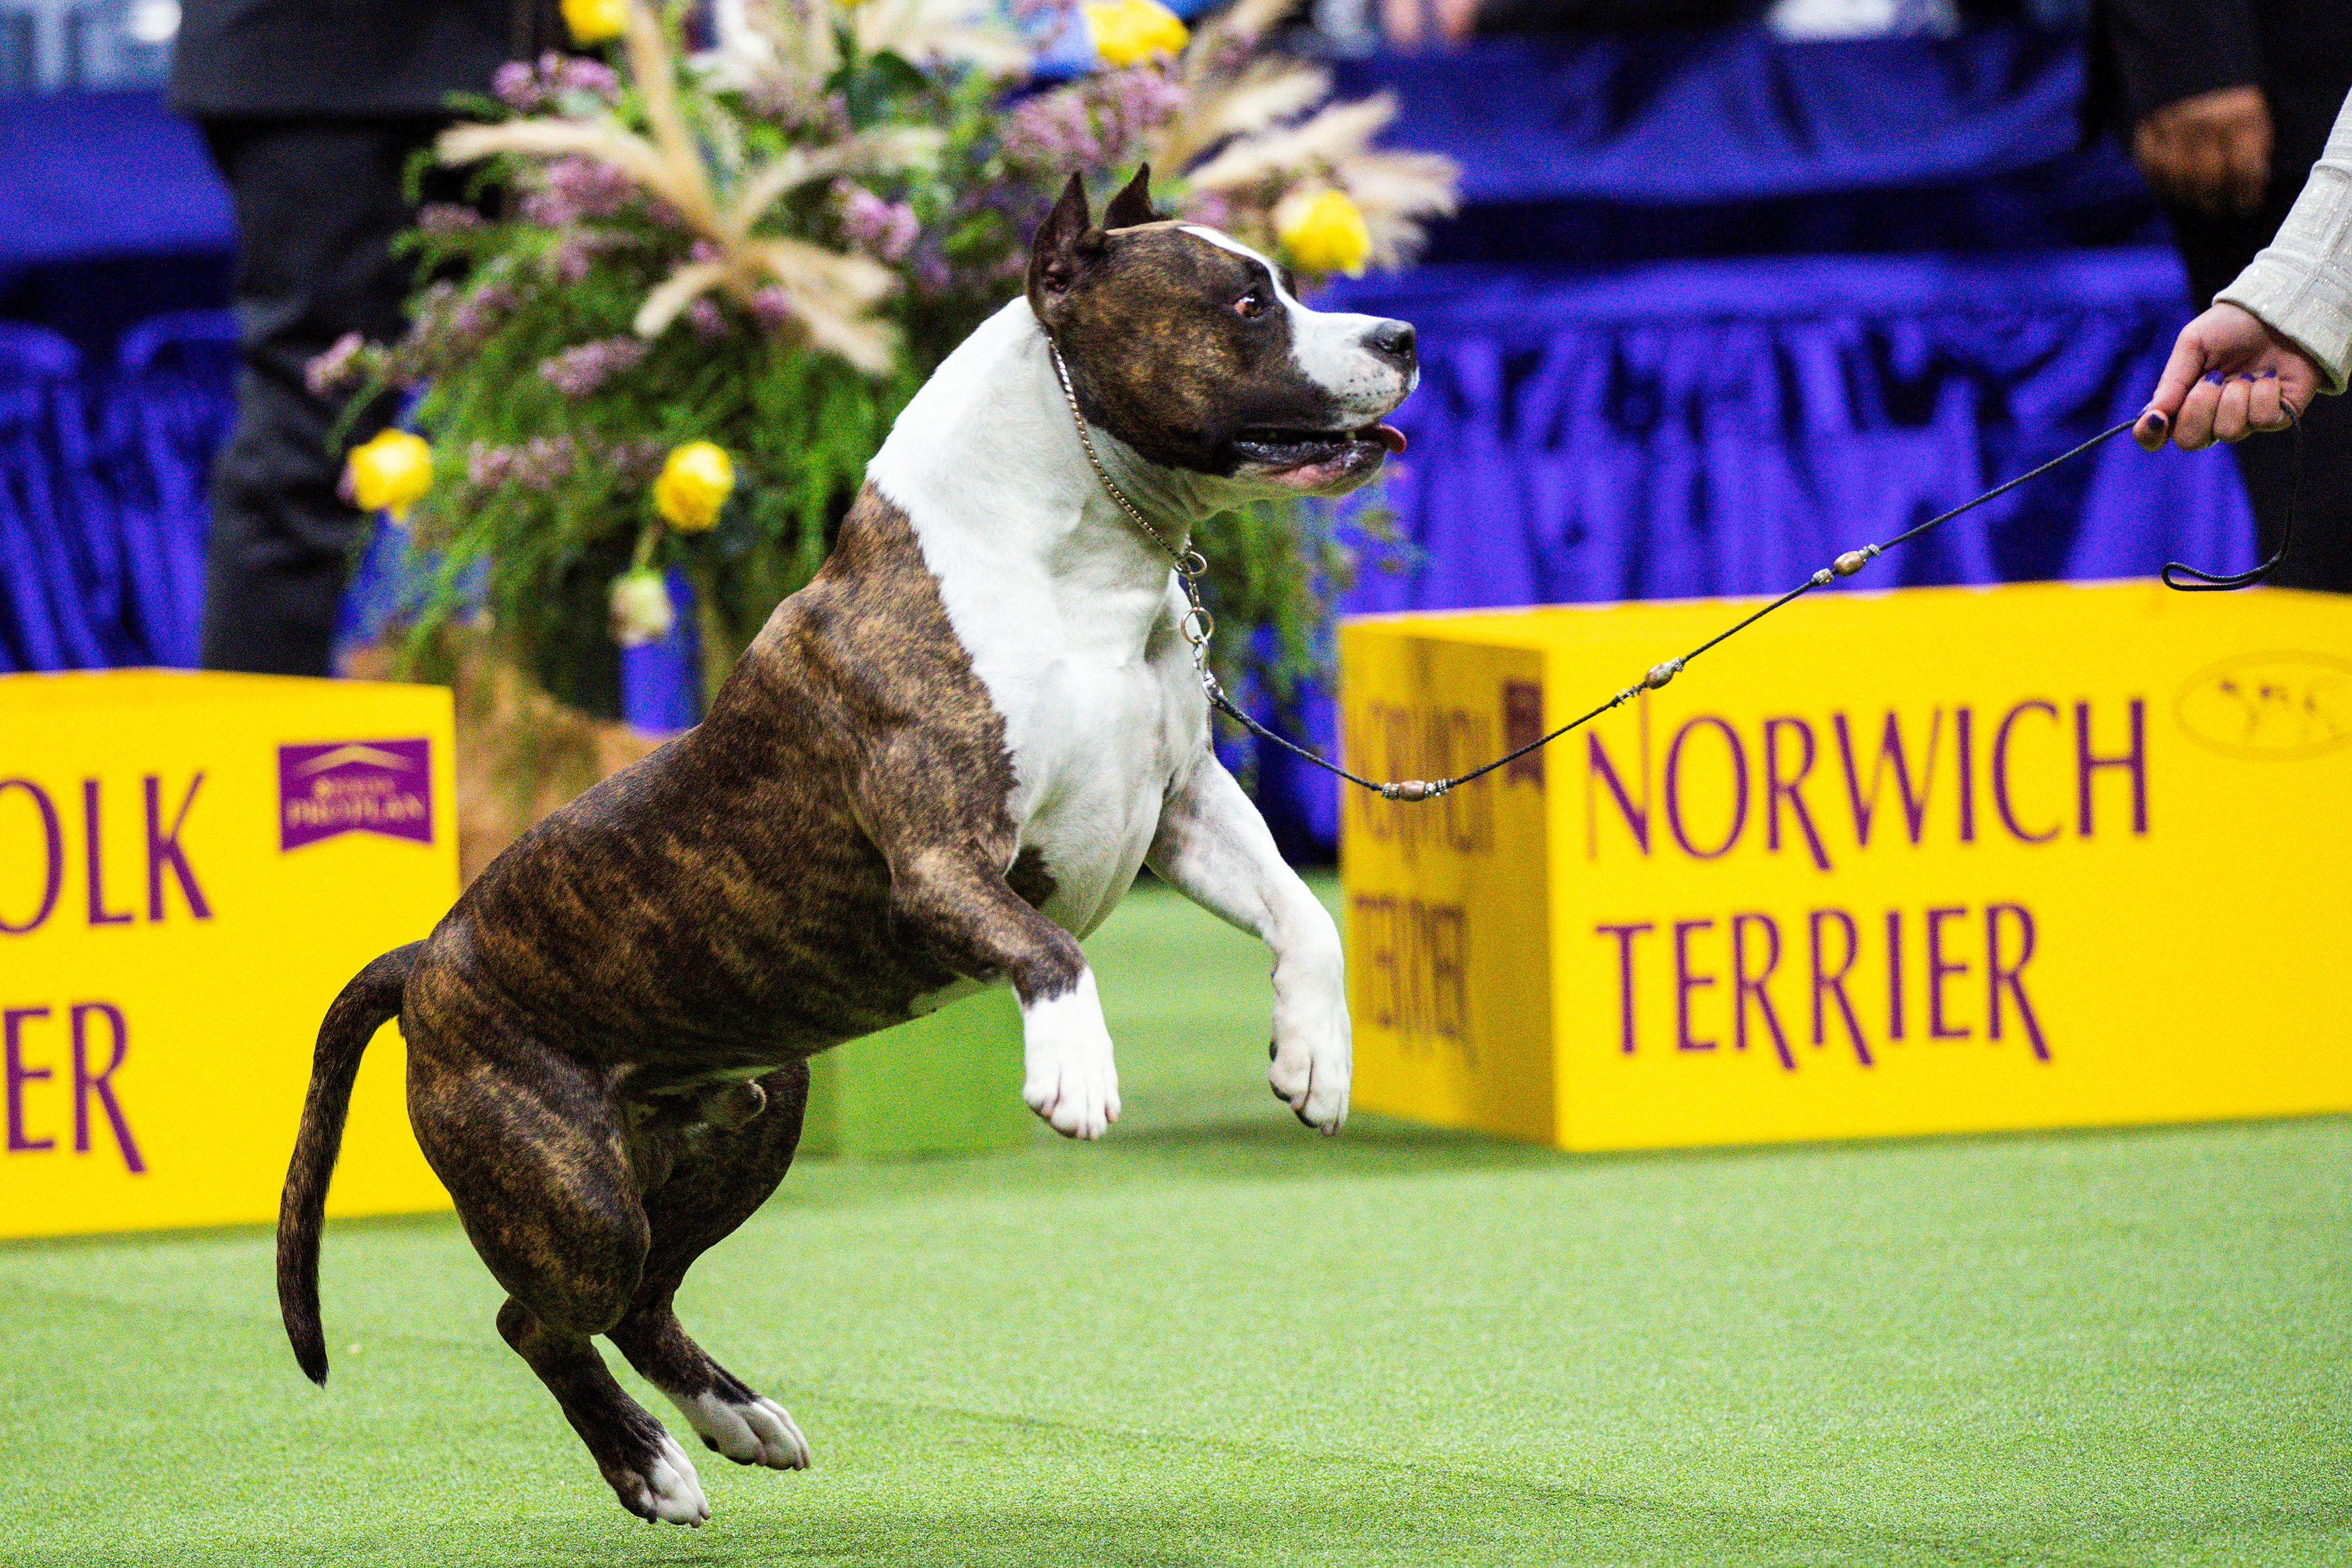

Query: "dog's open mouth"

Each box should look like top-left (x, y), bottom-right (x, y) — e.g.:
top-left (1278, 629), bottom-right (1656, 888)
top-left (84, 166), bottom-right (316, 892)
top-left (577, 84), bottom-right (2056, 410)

top-left (1232, 423), bottom-right (1409, 471)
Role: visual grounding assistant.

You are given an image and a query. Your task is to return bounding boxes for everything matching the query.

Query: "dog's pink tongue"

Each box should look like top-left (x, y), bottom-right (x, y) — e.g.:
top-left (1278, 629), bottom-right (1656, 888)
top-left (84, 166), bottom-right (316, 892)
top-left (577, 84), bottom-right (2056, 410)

top-left (1372, 424), bottom-right (1407, 454)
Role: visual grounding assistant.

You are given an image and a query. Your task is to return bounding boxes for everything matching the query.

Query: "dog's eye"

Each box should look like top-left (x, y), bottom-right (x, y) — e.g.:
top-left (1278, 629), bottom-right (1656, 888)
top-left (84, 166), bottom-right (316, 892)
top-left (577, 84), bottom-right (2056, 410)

top-left (1234, 288), bottom-right (1270, 320)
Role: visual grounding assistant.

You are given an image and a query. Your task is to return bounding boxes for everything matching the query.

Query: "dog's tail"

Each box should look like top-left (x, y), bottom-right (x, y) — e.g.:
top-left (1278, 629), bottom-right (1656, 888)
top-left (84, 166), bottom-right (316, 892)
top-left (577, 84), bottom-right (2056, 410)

top-left (278, 941), bottom-right (422, 1386)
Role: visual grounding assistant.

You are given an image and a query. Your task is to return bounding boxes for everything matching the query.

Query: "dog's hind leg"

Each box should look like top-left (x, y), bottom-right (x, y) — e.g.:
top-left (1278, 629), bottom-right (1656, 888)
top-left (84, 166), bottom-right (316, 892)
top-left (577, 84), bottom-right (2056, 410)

top-left (407, 1030), bottom-right (709, 1526)
top-left (608, 1062), bottom-right (814, 1472)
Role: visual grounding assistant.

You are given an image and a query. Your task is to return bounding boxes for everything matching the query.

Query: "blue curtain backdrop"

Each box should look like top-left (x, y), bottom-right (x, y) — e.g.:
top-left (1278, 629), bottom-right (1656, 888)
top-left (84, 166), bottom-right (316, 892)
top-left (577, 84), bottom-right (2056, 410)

top-left (0, 22), bottom-right (2254, 860)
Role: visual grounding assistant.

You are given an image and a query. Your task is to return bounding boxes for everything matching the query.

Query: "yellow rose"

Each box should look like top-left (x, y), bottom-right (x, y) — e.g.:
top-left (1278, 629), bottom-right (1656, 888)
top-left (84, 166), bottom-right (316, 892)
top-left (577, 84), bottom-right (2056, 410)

top-left (1083, 0), bottom-right (1187, 66)
top-left (562, 0), bottom-right (628, 46)
top-left (653, 441), bottom-right (734, 533)
top-left (343, 429), bottom-right (433, 522)
top-left (1279, 189), bottom-right (1372, 279)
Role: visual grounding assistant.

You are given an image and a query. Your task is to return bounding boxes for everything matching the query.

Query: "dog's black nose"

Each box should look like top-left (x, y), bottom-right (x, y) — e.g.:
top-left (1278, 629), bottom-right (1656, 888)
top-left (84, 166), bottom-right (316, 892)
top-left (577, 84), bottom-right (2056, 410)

top-left (1365, 319), bottom-right (1416, 370)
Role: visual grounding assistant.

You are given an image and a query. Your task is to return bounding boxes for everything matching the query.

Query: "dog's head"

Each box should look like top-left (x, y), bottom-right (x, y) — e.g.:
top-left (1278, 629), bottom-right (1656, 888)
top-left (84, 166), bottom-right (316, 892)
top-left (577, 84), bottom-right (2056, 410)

top-left (1027, 168), bottom-right (1417, 498)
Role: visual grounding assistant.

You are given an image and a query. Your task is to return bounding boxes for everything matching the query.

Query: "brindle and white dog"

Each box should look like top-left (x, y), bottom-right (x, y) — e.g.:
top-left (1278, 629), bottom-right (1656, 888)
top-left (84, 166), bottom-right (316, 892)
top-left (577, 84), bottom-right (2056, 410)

top-left (278, 169), bottom-right (1416, 1525)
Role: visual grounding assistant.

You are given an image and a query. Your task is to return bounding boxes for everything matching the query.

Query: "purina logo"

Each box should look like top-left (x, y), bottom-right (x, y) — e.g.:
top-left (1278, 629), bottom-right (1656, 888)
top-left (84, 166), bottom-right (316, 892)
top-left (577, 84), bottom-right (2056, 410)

top-left (277, 740), bottom-right (433, 851)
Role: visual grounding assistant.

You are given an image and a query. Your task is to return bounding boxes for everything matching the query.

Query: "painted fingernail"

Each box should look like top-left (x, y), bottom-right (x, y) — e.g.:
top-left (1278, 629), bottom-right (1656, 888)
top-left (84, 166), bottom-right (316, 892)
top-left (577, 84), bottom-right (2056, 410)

top-left (2203, 371), bottom-right (2226, 384)
top-left (2138, 408), bottom-right (2169, 431)
top-left (2261, 368), bottom-right (2278, 378)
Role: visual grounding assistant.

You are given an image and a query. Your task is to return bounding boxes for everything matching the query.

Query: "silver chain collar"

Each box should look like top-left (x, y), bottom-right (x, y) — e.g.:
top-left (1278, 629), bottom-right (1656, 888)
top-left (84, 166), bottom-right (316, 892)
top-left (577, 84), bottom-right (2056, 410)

top-left (1047, 340), bottom-right (1222, 697)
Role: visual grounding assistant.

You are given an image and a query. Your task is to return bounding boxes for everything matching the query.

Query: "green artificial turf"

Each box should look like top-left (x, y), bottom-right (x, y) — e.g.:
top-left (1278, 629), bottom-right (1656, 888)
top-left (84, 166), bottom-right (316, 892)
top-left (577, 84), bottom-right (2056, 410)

top-left (3, 877), bottom-right (2348, 1566)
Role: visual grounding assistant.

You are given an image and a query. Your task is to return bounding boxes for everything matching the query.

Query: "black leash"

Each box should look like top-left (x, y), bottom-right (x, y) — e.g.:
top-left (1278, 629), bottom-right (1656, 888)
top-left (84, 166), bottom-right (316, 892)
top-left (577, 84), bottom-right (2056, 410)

top-left (1222, 417), bottom-right (2304, 799)
top-left (2162, 404), bottom-right (2301, 590)
top-left (1050, 339), bottom-right (2297, 803)
top-left (1229, 417), bottom-right (2156, 801)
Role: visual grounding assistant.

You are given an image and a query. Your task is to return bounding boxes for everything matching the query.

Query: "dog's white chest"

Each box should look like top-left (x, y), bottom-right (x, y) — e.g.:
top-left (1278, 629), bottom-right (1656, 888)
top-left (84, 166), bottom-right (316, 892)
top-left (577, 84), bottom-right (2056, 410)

top-left (865, 298), bottom-right (1223, 940)
top-left (956, 576), bottom-right (1206, 937)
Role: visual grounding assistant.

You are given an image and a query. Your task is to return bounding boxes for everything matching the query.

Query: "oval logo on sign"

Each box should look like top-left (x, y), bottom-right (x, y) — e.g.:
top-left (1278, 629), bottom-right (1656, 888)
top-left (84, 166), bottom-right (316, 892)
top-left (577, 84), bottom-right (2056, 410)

top-left (2175, 651), bottom-right (2352, 760)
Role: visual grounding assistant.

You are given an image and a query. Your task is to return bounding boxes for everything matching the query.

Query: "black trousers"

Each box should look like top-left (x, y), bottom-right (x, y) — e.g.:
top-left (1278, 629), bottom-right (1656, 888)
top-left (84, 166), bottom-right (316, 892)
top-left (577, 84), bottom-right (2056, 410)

top-left (2169, 194), bottom-right (2352, 595)
top-left (197, 117), bottom-right (446, 676)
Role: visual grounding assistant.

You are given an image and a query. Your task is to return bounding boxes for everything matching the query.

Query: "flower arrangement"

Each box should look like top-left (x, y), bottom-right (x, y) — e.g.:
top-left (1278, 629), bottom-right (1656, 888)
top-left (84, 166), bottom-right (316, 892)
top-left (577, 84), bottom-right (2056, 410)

top-left (325, 0), bottom-right (1455, 722)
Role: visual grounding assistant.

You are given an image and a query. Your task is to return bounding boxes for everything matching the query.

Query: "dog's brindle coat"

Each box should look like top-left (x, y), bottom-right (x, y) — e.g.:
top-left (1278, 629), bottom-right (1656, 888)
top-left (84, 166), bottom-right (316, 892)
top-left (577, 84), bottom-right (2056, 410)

top-left (278, 169), bottom-right (1417, 1525)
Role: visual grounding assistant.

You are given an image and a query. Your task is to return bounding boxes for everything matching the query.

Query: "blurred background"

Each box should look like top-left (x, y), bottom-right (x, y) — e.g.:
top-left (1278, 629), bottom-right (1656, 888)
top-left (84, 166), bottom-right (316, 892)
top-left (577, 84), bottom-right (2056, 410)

top-left (3, 0), bottom-right (2332, 859)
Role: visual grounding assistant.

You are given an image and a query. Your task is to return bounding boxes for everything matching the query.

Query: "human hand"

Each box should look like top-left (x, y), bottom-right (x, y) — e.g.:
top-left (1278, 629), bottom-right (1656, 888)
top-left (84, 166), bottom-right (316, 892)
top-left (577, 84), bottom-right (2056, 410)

top-left (2134, 302), bottom-right (2322, 451)
top-left (2132, 85), bottom-right (2273, 217)
top-left (1379, 0), bottom-right (1482, 46)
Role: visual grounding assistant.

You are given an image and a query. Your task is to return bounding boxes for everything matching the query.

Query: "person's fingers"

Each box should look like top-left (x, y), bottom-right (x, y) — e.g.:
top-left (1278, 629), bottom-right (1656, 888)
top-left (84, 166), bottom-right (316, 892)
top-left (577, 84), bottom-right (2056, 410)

top-left (1380, 0), bottom-right (1425, 46)
top-left (2175, 374), bottom-right (2224, 450)
top-left (2247, 372), bottom-right (2287, 432)
top-left (2212, 376), bottom-right (2255, 443)
top-left (2138, 328), bottom-right (2213, 447)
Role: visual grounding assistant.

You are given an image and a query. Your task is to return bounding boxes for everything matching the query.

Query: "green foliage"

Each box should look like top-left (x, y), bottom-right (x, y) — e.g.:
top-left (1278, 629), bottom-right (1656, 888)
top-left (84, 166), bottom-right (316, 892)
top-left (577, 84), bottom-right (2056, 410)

top-left (360, 17), bottom-right (1394, 725)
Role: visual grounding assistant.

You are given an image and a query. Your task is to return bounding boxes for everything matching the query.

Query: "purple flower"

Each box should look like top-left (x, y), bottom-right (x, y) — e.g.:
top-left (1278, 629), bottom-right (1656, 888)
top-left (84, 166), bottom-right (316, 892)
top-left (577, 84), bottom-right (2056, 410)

top-left (494, 60), bottom-right (541, 110)
top-left (1003, 91), bottom-right (1103, 167)
top-left (464, 437), bottom-right (579, 490)
top-left (1001, 66), bottom-right (1185, 169)
top-left (610, 438), bottom-right (670, 481)
top-left (739, 74), bottom-right (852, 138)
top-left (686, 296), bottom-right (728, 341)
top-left (417, 203), bottom-right (484, 236)
top-left (546, 228), bottom-right (614, 284)
top-left (749, 286), bottom-right (796, 331)
top-left (557, 57), bottom-right (620, 101)
top-left (538, 337), bottom-right (649, 398)
top-left (1101, 64), bottom-right (1187, 147)
top-left (304, 332), bottom-right (366, 396)
top-left (466, 441), bottom-right (514, 486)
top-left (839, 184), bottom-right (921, 263)
top-left (521, 157), bottom-right (634, 228)
top-left (519, 435), bottom-right (577, 490)
top-left (479, 433), bottom-right (581, 491)
top-left (446, 277), bottom-right (518, 345)
top-left (497, 52), bottom-right (622, 114)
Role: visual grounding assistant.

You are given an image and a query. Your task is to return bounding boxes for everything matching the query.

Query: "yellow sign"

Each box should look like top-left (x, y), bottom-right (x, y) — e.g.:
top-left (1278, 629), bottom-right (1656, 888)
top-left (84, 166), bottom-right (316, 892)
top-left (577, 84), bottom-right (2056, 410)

top-left (1341, 582), bottom-right (2352, 1150)
top-left (0, 670), bottom-right (456, 1237)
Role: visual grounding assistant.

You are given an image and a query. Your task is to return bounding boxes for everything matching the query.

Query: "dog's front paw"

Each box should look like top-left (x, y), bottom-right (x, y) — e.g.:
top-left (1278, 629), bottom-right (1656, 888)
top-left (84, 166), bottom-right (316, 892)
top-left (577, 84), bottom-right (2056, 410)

top-left (1269, 991), bottom-right (1351, 1136)
top-left (1268, 937), bottom-right (1351, 1135)
top-left (1269, 1038), bottom-right (1350, 1135)
top-left (611, 1429), bottom-right (710, 1526)
top-left (1021, 973), bottom-right (1122, 1141)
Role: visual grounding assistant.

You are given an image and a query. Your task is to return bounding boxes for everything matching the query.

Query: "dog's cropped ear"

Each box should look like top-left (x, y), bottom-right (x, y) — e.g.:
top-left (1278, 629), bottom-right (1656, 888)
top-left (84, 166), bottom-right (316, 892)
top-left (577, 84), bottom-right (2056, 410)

top-left (1102, 164), bottom-right (1159, 230)
top-left (1027, 173), bottom-right (1107, 326)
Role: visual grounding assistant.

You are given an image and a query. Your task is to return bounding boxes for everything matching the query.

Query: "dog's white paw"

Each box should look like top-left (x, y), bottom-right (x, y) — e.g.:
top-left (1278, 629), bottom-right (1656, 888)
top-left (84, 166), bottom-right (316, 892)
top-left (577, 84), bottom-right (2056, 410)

top-left (620, 1430), bottom-right (709, 1526)
top-left (1021, 972), bottom-right (1121, 1141)
top-left (673, 1390), bottom-right (812, 1471)
top-left (1269, 1038), bottom-right (1350, 1134)
top-left (1270, 960), bottom-right (1351, 1135)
